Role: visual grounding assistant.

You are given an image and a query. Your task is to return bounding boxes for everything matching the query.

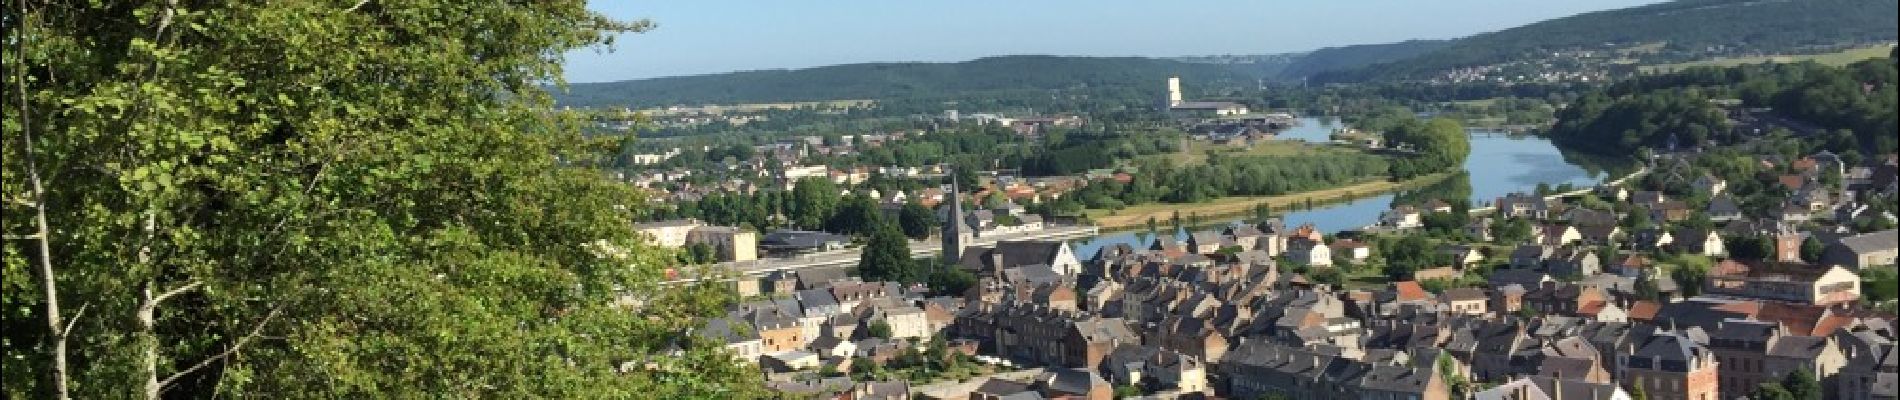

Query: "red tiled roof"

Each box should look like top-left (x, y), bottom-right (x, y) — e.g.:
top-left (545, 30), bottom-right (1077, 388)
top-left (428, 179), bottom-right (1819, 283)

top-left (1779, 175), bottom-right (1806, 191)
top-left (1578, 300), bottom-right (1608, 317)
top-left (1392, 281), bottom-right (1431, 302)
top-left (1811, 315), bottom-right (1856, 337)
top-left (1629, 301), bottom-right (1661, 321)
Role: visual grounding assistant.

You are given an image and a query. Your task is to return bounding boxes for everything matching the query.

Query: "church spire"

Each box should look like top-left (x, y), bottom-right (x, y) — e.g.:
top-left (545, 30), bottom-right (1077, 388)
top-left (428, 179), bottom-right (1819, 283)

top-left (942, 169), bottom-right (971, 266)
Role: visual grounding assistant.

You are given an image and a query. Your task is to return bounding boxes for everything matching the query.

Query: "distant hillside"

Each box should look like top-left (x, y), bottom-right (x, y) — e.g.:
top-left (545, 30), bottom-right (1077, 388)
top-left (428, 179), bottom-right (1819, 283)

top-left (556, 56), bottom-right (1258, 108)
top-left (1272, 40), bottom-right (1451, 81)
top-left (1316, 0), bottom-right (1899, 82)
top-left (1170, 53), bottom-right (1304, 80)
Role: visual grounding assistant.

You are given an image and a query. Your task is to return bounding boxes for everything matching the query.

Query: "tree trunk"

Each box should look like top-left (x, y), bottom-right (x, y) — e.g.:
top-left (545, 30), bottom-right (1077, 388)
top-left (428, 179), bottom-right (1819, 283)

top-left (140, 283), bottom-right (161, 400)
top-left (14, 5), bottom-right (70, 394)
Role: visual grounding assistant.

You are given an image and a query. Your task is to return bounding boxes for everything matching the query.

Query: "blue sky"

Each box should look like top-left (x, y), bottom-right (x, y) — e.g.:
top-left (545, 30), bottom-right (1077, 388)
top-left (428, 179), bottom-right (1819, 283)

top-left (563, 0), bottom-right (1667, 83)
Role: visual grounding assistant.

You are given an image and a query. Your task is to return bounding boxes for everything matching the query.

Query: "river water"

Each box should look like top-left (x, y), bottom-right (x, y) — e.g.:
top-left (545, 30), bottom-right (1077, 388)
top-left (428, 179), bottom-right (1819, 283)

top-left (1067, 117), bottom-right (1609, 257)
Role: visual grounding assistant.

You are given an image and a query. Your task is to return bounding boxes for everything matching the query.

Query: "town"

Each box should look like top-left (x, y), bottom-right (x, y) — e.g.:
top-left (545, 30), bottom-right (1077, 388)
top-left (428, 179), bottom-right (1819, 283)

top-left (622, 72), bottom-right (1899, 399)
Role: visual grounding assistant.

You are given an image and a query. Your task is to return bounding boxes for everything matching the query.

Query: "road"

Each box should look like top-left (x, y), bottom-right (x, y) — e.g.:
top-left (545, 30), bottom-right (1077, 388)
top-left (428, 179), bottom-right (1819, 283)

top-left (664, 225), bottom-right (1099, 284)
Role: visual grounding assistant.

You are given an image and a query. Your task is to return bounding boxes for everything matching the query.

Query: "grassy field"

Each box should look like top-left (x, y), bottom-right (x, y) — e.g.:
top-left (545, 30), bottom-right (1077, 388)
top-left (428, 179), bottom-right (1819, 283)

top-left (1642, 45), bottom-right (1895, 73)
top-left (1147, 139), bottom-right (1354, 167)
top-left (1083, 172), bottom-right (1454, 231)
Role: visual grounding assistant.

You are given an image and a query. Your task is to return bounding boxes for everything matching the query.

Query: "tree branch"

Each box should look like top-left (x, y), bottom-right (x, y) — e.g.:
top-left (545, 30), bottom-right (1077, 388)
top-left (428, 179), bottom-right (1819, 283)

top-left (60, 302), bottom-right (88, 339)
top-left (152, 281), bottom-right (203, 306)
top-left (346, 0), bottom-right (372, 13)
top-left (158, 306), bottom-right (281, 390)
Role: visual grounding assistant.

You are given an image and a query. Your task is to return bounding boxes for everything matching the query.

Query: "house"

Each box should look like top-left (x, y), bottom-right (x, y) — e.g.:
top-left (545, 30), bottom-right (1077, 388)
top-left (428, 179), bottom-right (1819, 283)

top-left (1100, 344), bottom-right (1160, 388)
top-left (746, 306), bottom-right (808, 354)
top-left (1442, 288), bottom-right (1490, 315)
top-left (1498, 193), bottom-right (1556, 220)
top-left (1033, 368), bottom-right (1113, 400)
top-left (698, 315), bottom-right (764, 364)
top-left (1822, 229), bottom-right (1897, 270)
top-left (1381, 206), bottom-right (1424, 229)
top-left (1620, 331), bottom-right (1719, 400)
top-left (1538, 224), bottom-right (1583, 246)
top-left (1142, 349), bottom-right (1210, 394)
top-left (851, 381), bottom-right (911, 400)
top-left (1287, 238), bottom-right (1333, 267)
top-left (1152, 315), bottom-right (1231, 363)
top-left (1490, 270), bottom-right (1553, 291)
top-left (1706, 260), bottom-right (1861, 305)
top-left (1707, 319), bottom-right (1848, 399)
top-left (1565, 208), bottom-right (1621, 228)
top-left (1467, 216), bottom-right (1495, 242)
top-left (1778, 205), bottom-right (1812, 223)
top-left (1474, 376), bottom-right (1632, 400)
top-left (1647, 200), bottom-right (1692, 222)
top-left (1540, 337), bottom-right (1613, 384)
top-left (970, 378), bottom-right (1037, 400)
top-left (1185, 230), bottom-right (1226, 254)
top-left (1833, 341), bottom-right (1898, 400)
top-left (1692, 174), bottom-right (1727, 195)
top-left (1493, 284), bottom-right (1530, 313)
top-left (1544, 247), bottom-right (1601, 278)
top-left (1596, 185), bottom-right (1630, 202)
top-left (958, 241), bottom-right (1083, 276)
top-left (632, 219), bottom-right (760, 262)
top-left (1441, 245), bottom-right (1486, 267)
top-left (1331, 240), bottom-right (1372, 263)
top-left (1611, 255), bottom-right (1652, 278)
top-left (1670, 229), bottom-right (1726, 257)
top-left (1630, 191), bottom-right (1667, 208)
top-left (1511, 245), bottom-right (1558, 269)
top-left (1630, 229), bottom-right (1674, 251)
top-left (1413, 266), bottom-right (1462, 282)
top-left (1523, 282), bottom-right (1607, 317)
top-left (1707, 196), bottom-right (1744, 222)
top-left (808, 335), bottom-right (858, 359)
top-left (1576, 225), bottom-right (1623, 245)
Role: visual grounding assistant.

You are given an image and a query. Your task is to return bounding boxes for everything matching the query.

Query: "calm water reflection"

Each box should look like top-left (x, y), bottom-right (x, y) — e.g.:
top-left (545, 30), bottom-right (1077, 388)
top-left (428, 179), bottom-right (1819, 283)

top-left (1068, 118), bottom-right (1608, 257)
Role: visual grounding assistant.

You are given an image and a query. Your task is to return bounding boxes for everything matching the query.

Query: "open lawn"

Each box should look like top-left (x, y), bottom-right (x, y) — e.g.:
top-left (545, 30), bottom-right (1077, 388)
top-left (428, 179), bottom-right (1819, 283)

top-left (1083, 172), bottom-right (1454, 230)
top-left (1642, 45), bottom-right (1895, 73)
top-left (1146, 139), bottom-right (1355, 167)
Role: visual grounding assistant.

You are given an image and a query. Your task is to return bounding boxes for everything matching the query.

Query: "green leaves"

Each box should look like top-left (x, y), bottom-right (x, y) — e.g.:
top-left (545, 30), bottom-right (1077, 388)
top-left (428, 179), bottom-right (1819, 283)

top-left (6, 1), bottom-right (753, 398)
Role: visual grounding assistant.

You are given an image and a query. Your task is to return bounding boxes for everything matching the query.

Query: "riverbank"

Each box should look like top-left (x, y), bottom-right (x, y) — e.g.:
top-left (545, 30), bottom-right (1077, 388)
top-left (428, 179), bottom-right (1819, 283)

top-left (1081, 172), bottom-right (1455, 231)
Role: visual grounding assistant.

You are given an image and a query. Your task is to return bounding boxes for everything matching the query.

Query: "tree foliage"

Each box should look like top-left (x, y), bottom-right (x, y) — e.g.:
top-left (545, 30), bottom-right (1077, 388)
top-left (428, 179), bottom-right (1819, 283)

top-left (3, 2), bottom-right (763, 398)
top-left (858, 223), bottom-right (919, 283)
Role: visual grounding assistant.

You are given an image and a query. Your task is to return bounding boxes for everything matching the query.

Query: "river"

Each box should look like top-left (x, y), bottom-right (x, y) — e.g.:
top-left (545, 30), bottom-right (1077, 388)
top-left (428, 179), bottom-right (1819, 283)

top-left (1067, 117), bottom-right (1609, 257)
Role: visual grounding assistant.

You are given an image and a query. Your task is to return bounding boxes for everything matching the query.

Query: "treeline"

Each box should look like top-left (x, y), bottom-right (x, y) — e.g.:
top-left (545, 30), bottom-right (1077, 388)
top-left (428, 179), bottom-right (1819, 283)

top-left (1021, 128), bottom-right (1184, 176)
top-left (1316, 0), bottom-right (1899, 82)
top-left (1550, 58), bottom-right (1899, 156)
top-left (1045, 152), bottom-right (1392, 212)
top-left (651, 177), bottom-right (942, 240)
top-left (1546, 89), bottom-right (1732, 154)
top-left (1341, 108), bottom-right (1474, 179)
top-left (555, 55), bottom-right (1258, 108)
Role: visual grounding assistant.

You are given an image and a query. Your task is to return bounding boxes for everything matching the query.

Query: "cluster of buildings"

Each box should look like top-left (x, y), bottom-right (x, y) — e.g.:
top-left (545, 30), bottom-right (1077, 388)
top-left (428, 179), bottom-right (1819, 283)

top-left (685, 146), bottom-right (1900, 400)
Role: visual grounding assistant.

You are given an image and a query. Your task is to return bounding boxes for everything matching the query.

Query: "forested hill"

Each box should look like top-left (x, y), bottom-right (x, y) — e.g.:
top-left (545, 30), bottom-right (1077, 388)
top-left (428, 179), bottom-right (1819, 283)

top-left (1315, 0), bottom-right (1899, 83)
top-left (1272, 40), bottom-right (1451, 81)
top-left (555, 56), bottom-right (1257, 107)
